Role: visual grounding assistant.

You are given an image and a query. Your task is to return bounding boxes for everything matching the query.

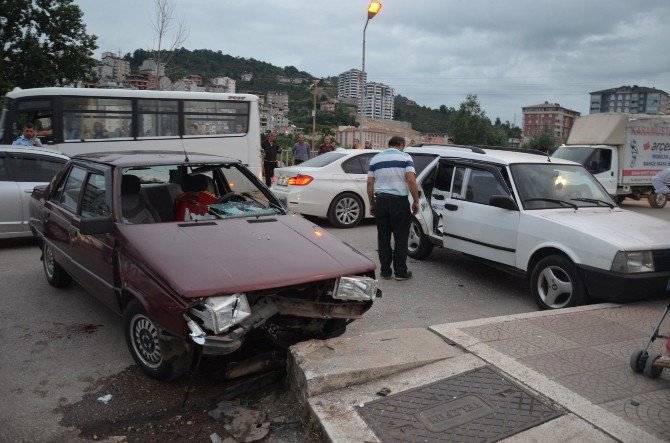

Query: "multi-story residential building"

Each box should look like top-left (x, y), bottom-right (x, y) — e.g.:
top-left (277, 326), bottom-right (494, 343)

top-left (522, 102), bottom-right (580, 142)
top-left (95, 52), bottom-right (131, 83)
top-left (362, 82), bottom-right (394, 121)
top-left (124, 74), bottom-right (150, 90)
top-left (172, 78), bottom-right (204, 92)
top-left (241, 72), bottom-right (253, 82)
top-left (589, 85), bottom-right (669, 115)
top-left (338, 69), bottom-right (366, 100)
top-left (337, 119), bottom-right (419, 150)
top-left (320, 100), bottom-right (336, 113)
top-left (267, 91), bottom-right (289, 113)
top-left (210, 76), bottom-right (236, 93)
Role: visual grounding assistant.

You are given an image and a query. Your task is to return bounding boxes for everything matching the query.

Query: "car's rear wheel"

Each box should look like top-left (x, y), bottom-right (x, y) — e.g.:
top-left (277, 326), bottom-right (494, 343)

top-left (328, 192), bottom-right (364, 228)
top-left (648, 193), bottom-right (667, 208)
top-left (123, 300), bottom-right (193, 381)
top-left (43, 243), bottom-right (72, 288)
top-left (407, 218), bottom-right (433, 260)
top-left (531, 254), bottom-right (587, 310)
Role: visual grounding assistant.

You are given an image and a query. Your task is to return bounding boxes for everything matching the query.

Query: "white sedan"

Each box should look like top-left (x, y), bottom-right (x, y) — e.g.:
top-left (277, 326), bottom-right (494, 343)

top-left (271, 149), bottom-right (381, 228)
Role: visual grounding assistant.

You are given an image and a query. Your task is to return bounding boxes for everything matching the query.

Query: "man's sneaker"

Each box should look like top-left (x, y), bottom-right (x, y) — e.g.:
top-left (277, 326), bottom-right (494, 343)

top-left (394, 271), bottom-right (413, 281)
top-left (380, 272), bottom-right (393, 280)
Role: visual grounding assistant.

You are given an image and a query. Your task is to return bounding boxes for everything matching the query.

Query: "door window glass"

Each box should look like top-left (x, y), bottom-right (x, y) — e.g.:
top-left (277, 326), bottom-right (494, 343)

top-left (58, 166), bottom-right (87, 211)
top-left (409, 154), bottom-right (438, 176)
top-left (342, 156), bottom-right (365, 174)
top-left (465, 169), bottom-right (509, 205)
top-left (452, 167), bottom-right (466, 199)
top-left (434, 162), bottom-right (454, 192)
top-left (81, 173), bottom-right (110, 217)
top-left (0, 157), bottom-right (8, 180)
top-left (11, 155), bottom-right (65, 182)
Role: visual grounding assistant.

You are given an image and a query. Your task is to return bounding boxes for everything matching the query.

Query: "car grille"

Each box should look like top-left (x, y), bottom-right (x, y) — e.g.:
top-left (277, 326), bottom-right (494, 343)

top-left (652, 249), bottom-right (670, 272)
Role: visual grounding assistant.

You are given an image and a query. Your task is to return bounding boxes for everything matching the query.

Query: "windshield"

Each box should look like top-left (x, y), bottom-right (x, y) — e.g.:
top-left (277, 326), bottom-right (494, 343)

top-left (0, 98), bottom-right (10, 141)
top-left (120, 162), bottom-right (283, 224)
top-left (510, 163), bottom-right (615, 210)
top-left (299, 151), bottom-right (347, 167)
top-left (552, 146), bottom-right (597, 166)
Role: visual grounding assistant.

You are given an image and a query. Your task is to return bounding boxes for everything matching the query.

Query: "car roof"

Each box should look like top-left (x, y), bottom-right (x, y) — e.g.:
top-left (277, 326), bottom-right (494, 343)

top-left (405, 145), bottom-right (578, 166)
top-left (334, 148), bottom-right (383, 155)
top-left (0, 144), bottom-right (69, 160)
top-left (71, 150), bottom-right (240, 167)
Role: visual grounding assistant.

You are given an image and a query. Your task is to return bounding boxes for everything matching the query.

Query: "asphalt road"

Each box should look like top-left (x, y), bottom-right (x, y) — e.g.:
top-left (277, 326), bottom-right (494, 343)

top-left (1, 198), bottom-right (668, 441)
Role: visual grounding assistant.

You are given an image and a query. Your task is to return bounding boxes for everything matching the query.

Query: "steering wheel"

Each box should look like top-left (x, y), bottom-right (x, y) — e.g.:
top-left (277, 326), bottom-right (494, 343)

top-left (217, 191), bottom-right (243, 203)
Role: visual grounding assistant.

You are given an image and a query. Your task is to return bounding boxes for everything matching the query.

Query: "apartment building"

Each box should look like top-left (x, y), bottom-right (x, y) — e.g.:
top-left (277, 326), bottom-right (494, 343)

top-left (210, 76), bottom-right (236, 93)
top-left (522, 102), bottom-right (580, 143)
top-left (589, 85), bottom-right (669, 115)
top-left (362, 82), bottom-right (394, 120)
top-left (338, 69), bottom-right (366, 100)
top-left (96, 52), bottom-right (131, 83)
top-left (267, 91), bottom-right (289, 113)
top-left (337, 119), bottom-right (419, 149)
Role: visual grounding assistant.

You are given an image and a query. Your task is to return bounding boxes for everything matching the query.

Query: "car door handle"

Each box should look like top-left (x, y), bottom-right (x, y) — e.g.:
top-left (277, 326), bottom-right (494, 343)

top-left (24, 189), bottom-right (33, 194)
top-left (432, 194), bottom-right (445, 201)
top-left (444, 203), bottom-right (458, 211)
top-left (354, 177), bottom-right (367, 182)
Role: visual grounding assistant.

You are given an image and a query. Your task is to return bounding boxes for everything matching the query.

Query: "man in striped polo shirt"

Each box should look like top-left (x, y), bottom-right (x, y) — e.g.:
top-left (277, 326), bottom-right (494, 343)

top-left (367, 136), bottom-right (420, 281)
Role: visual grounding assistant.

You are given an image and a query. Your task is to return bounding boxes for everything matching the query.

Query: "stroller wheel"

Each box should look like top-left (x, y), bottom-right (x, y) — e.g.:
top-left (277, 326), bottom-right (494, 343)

top-left (644, 353), bottom-right (663, 378)
top-left (630, 349), bottom-right (647, 373)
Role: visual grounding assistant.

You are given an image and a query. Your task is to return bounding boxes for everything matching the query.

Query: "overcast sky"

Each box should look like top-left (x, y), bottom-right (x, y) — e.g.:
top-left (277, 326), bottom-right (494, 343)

top-left (75, 0), bottom-right (670, 126)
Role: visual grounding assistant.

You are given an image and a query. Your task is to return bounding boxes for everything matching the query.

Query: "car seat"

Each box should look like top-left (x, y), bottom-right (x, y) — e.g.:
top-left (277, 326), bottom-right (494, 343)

top-left (121, 175), bottom-right (159, 224)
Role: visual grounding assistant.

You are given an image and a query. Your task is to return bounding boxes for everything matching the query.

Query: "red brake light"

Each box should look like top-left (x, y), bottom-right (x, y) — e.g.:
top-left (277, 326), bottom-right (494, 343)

top-left (288, 174), bottom-right (313, 186)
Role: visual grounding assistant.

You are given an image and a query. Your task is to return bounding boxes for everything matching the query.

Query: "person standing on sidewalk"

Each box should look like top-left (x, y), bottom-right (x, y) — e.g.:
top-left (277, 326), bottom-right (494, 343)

top-left (291, 134), bottom-right (311, 165)
top-left (317, 135), bottom-right (335, 155)
top-left (366, 136), bottom-right (420, 281)
top-left (261, 131), bottom-right (282, 187)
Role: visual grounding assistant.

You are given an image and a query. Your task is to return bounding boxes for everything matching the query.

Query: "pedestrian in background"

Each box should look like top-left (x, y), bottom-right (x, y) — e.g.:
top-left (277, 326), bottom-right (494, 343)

top-left (351, 138), bottom-right (361, 149)
top-left (366, 136), bottom-right (420, 281)
top-left (12, 122), bottom-right (43, 147)
top-left (261, 131), bottom-right (282, 187)
top-left (292, 134), bottom-right (311, 165)
top-left (652, 168), bottom-right (670, 201)
top-left (317, 135), bottom-right (335, 155)
top-left (364, 140), bottom-right (373, 149)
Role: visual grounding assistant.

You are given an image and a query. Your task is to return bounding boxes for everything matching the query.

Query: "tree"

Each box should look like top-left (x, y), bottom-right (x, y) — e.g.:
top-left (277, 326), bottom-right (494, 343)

top-left (448, 94), bottom-right (492, 145)
top-left (522, 129), bottom-right (558, 153)
top-left (150, 0), bottom-right (188, 90)
top-left (0, 0), bottom-right (98, 96)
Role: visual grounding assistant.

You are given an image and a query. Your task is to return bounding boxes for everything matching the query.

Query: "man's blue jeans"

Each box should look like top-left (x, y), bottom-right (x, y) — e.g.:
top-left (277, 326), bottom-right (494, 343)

top-left (375, 194), bottom-right (411, 277)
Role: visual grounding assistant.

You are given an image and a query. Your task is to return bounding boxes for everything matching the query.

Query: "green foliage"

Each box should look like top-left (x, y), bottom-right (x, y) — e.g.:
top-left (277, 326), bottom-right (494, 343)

top-left (522, 129), bottom-right (559, 153)
top-left (449, 94), bottom-right (493, 145)
top-left (394, 95), bottom-right (454, 133)
top-left (0, 0), bottom-right (98, 97)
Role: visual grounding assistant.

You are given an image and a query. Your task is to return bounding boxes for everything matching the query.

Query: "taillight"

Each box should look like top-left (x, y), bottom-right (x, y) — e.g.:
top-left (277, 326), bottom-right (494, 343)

top-left (288, 174), bottom-right (313, 186)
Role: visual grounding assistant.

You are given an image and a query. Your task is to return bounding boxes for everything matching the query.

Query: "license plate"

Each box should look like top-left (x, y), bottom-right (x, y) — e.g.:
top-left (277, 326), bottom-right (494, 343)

top-left (276, 176), bottom-right (288, 186)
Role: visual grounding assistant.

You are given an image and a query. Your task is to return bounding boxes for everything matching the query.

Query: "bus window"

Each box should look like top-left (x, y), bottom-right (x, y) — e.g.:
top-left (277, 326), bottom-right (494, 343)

top-left (12, 99), bottom-right (54, 145)
top-left (62, 97), bottom-right (132, 141)
top-left (184, 100), bottom-right (249, 136)
top-left (137, 99), bottom-right (178, 138)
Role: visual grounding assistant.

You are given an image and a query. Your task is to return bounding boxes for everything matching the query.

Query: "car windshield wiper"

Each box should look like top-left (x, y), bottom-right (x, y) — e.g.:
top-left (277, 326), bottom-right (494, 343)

top-left (571, 197), bottom-right (614, 209)
top-left (523, 198), bottom-right (578, 209)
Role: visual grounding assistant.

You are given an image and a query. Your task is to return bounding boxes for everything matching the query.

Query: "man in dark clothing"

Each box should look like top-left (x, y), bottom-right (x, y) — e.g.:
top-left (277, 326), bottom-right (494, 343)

top-left (317, 135), bottom-right (335, 155)
top-left (262, 131), bottom-right (282, 187)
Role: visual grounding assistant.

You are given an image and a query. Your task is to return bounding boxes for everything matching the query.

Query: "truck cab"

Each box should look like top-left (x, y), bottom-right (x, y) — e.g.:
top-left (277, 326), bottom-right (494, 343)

top-left (552, 144), bottom-right (618, 197)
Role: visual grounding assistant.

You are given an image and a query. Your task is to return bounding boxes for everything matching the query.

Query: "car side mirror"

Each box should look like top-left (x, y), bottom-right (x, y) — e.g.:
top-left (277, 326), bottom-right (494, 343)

top-left (489, 194), bottom-right (518, 210)
top-left (79, 216), bottom-right (114, 235)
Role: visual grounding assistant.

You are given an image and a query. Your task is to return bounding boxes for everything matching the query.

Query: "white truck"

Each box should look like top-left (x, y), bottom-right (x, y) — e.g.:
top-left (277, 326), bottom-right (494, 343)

top-left (552, 113), bottom-right (670, 208)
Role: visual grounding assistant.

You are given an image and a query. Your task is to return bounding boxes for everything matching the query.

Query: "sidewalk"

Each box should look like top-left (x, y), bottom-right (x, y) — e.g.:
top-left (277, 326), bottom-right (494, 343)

top-left (288, 301), bottom-right (670, 442)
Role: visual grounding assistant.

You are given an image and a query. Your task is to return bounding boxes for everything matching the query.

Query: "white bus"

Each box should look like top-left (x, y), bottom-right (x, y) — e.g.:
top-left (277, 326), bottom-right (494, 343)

top-left (0, 87), bottom-right (263, 176)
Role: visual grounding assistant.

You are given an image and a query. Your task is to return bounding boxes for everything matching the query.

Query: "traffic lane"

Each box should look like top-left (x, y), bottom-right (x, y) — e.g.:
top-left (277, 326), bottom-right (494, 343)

top-left (0, 239), bottom-right (131, 442)
top-left (619, 198), bottom-right (670, 221)
top-left (321, 221), bottom-right (536, 336)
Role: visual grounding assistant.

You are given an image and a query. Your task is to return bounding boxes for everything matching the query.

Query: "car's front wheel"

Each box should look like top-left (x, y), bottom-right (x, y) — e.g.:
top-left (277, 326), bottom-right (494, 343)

top-left (531, 255), bottom-right (587, 309)
top-left (648, 193), bottom-right (667, 208)
top-left (123, 300), bottom-right (193, 381)
top-left (328, 192), bottom-right (364, 228)
top-left (43, 243), bottom-right (72, 288)
top-left (407, 218), bottom-right (433, 260)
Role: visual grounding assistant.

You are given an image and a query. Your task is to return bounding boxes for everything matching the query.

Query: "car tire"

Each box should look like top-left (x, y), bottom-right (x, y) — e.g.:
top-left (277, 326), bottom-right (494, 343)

top-left (531, 254), bottom-right (587, 310)
top-left (407, 218), bottom-right (434, 260)
top-left (648, 193), bottom-right (667, 209)
top-left (123, 299), bottom-right (193, 381)
top-left (327, 192), bottom-right (364, 228)
top-left (43, 243), bottom-right (72, 288)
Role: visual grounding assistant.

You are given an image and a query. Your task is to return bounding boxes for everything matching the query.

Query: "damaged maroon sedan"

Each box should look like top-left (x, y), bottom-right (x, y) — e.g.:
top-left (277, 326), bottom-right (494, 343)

top-left (30, 151), bottom-right (379, 380)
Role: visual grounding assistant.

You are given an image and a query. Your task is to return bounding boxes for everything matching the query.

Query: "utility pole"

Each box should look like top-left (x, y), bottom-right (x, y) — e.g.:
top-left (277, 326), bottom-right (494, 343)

top-left (312, 80), bottom-right (317, 154)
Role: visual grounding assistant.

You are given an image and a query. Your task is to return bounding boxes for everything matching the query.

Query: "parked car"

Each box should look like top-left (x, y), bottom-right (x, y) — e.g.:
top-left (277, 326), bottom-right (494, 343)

top-left (0, 145), bottom-right (68, 239)
top-left (271, 149), bottom-right (382, 228)
top-left (30, 151), bottom-right (380, 380)
top-left (405, 144), bottom-right (670, 310)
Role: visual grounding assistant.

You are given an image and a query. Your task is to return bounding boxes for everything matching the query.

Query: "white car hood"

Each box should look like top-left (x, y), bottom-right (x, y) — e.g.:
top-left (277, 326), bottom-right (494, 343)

top-left (537, 208), bottom-right (670, 250)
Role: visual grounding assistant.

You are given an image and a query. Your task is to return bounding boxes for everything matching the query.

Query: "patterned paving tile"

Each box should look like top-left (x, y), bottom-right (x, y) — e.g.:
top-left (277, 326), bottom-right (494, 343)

top-left (519, 333), bottom-right (582, 353)
top-left (461, 321), bottom-right (549, 343)
top-left (485, 338), bottom-right (548, 359)
top-left (517, 353), bottom-right (585, 379)
top-left (602, 389), bottom-right (670, 440)
top-left (596, 338), bottom-right (665, 362)
top-left (554, 323), bottom-right (645, 346)
top-left (526, 313), bottom-right (619, 333)
top-left (553, 370), bottom-right (635, 404)
top-left (599, 364), bottom-right (670, 396)
top-left (549, 348), bottom-right (620, 372)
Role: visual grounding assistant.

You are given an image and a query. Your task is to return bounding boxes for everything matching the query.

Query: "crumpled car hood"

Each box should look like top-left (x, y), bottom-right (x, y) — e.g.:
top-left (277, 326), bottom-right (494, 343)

top-left (115, 215), bottom-right (375, 298)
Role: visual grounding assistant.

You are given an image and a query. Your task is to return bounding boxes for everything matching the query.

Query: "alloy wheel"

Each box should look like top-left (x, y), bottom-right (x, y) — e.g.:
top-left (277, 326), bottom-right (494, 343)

top-left (536, 265), bottom-right (573, 309)
top-left (130, 314), bottom-right (162, 369)
top-left (335, 197), bottom-right (361, 226)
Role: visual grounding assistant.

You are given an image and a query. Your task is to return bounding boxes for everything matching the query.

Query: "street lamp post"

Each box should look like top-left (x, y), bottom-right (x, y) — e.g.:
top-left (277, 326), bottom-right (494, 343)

top-left (359, 1), bottom-right (382, 146)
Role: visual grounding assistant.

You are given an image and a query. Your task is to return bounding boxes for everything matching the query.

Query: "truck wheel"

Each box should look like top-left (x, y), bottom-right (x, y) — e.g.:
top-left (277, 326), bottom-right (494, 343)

top-left (648, 193), bottom-right (667, 209)
top-left (124, 300), bottom-right (193, 381)
top-left (407, 218), bottom-right (433, 260)
top-left (531, 255), bottom-right (587, 310)
top-left (43, 243), bottom-right (72, 288)
top-left (615, 195), bottom-right (625, 205)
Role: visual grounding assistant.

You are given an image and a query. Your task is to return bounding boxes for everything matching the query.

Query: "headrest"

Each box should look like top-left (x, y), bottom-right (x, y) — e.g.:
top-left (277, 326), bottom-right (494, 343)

top-left (182, 174), bottom-right (208, 192)
top-left (121, 175), bottom-right (141, 195)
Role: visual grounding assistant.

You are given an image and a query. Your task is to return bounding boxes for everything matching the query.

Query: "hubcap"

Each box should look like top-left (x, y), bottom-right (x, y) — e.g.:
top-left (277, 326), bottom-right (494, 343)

top-left (537, 265), bottom-right (573, 308)
top-left (44, 245), bottom-right (55, 278)
top-left (408, 221), bottom-right (421, 253)
top-left (335, 197), bottom-right (360, 225)
top-left (130, 315), bottom-right (162, 368)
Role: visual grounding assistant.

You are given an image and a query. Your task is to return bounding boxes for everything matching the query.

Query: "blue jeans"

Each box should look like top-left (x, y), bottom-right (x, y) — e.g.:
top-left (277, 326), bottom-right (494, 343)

top-left (375, 194), bottom-right (411, 277)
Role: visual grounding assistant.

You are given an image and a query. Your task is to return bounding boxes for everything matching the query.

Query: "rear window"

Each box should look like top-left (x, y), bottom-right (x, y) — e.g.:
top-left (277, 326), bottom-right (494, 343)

top-left (299, 152), bottom-right (347, 167)
top-left (409, 153), bottom-right (439, 176)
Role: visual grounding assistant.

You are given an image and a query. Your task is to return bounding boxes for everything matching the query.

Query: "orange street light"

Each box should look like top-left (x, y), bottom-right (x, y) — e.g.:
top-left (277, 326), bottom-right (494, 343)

top-left (360, 1), bottom-right (383, 146)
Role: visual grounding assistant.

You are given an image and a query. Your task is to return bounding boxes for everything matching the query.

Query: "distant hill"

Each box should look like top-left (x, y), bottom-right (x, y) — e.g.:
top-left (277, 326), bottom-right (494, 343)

top-left (394, 95), bottom-right (454, 133)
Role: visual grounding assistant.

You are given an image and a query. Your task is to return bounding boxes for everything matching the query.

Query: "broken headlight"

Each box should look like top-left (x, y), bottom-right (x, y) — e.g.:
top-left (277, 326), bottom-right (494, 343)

top-left (189, 294), bottom-right (252, 334)
top-left (332, 276), bottom-right (377, 301)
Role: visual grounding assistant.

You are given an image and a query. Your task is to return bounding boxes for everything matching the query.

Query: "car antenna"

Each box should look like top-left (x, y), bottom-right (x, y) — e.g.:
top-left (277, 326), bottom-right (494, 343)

top-left (180, 137), bottom-right (190, 163)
